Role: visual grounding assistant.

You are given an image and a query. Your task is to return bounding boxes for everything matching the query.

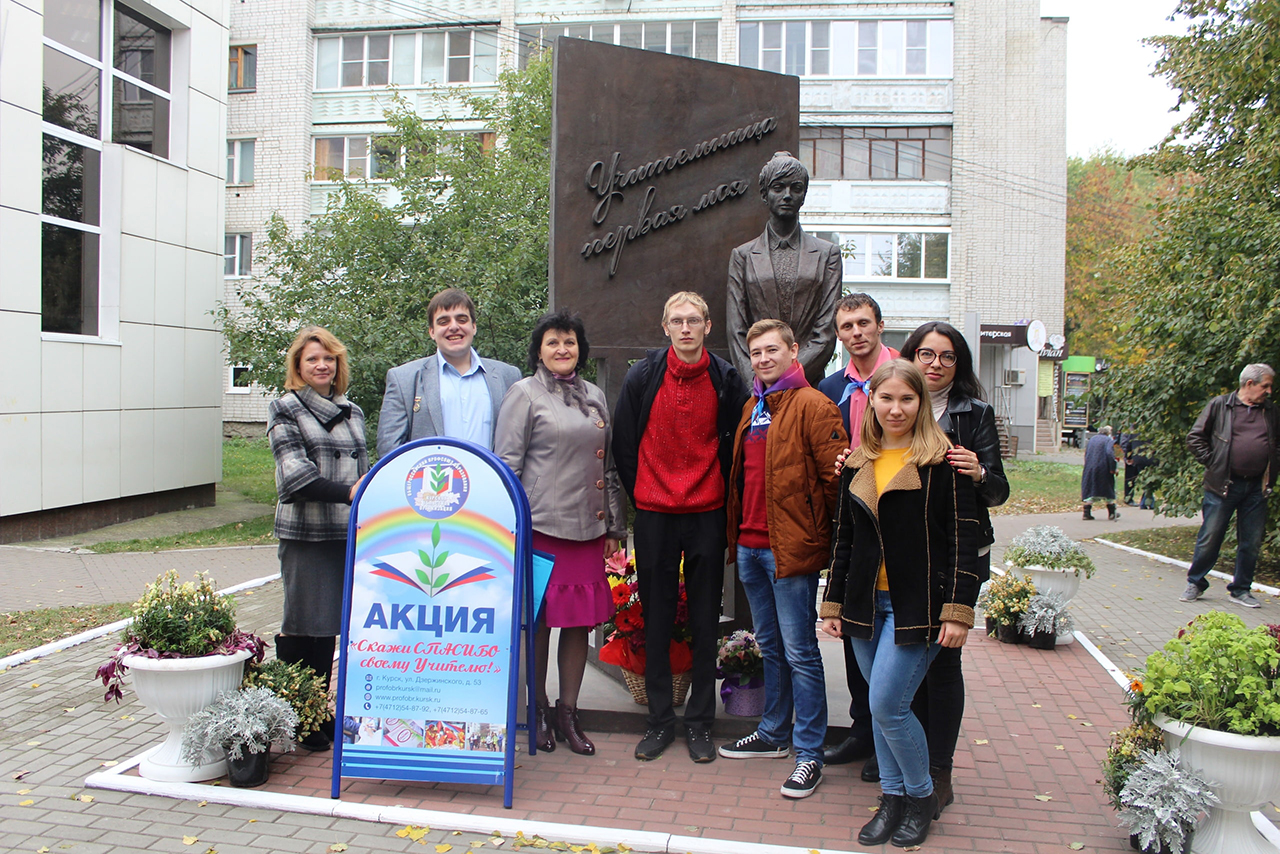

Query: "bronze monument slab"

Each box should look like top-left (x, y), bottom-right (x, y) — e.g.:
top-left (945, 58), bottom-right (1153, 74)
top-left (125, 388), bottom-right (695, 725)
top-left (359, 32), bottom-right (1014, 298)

top-left (549, 37), bottom-right (799, 400)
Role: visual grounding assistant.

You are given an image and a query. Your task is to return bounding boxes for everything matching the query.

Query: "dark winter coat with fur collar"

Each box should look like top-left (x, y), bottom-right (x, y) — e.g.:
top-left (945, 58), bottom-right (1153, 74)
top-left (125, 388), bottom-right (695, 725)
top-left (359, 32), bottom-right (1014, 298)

top-left (820, 446), bottom-right (981, 644)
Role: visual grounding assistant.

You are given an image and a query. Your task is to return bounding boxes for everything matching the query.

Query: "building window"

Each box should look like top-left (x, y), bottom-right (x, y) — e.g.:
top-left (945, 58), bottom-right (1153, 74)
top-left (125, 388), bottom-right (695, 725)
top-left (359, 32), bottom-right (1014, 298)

top-left (226, 139), bottom-right (255, 184)
top-left (229, 365), bottom-right (252, 393)
top-left (518, 21), bottom-right (718, 69)
top-left (224, 233), bottom-right (252, 277)
top-left (42, 0), bottom-right (106, 335)
top-left (738, 21), bottom-right (830, 76)
top-left (229, 45), bottom-right (256, 91)
top-left (313, 135), bottom-right (395, 180)
top-left (839, 232), bottom-right (949, 280)
top-left (112, 5), bottom-right (171, 157)
top-left (799, 127), bottom-right (951, 181)
top-left (739, 19), bottom-right (951, 78)
top-left (315, 29), bottom-right (498, 89)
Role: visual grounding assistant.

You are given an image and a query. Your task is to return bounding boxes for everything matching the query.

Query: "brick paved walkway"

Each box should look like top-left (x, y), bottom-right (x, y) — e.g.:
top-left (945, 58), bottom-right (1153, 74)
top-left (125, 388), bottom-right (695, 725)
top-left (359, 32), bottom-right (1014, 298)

top-left (3, 509), bottom-right (1279, 853)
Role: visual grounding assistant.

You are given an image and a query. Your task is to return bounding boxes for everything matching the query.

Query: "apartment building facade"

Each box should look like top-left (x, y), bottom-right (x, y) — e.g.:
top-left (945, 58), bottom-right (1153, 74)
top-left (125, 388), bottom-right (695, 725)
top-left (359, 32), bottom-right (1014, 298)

top-left (223, 0), bottom-right (1067, 452)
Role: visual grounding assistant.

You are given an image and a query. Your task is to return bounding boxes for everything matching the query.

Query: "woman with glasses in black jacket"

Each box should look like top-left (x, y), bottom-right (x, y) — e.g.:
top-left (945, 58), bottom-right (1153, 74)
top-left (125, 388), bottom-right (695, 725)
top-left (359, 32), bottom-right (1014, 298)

top-left (898, 320), bottom-right (1009, 814)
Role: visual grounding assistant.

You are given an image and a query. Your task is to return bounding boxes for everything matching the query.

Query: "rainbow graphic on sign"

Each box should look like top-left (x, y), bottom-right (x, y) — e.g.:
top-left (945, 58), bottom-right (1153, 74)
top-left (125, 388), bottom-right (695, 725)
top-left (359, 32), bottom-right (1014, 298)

top-left (355, 506), bottom-right (515, 591)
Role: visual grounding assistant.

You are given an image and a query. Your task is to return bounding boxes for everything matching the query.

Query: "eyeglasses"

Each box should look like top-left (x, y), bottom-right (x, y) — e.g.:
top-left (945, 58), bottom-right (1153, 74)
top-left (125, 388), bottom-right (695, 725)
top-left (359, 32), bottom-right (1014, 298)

top-left (665, 317), bottom-right (706, 330)
top-left (915, 348), bottom-right (957, 367)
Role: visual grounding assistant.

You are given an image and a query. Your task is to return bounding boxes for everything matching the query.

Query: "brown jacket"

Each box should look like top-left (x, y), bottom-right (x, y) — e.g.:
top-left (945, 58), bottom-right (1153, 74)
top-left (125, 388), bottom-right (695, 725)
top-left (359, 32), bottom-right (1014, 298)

top-left (726, 386), bottom-right (849, 577)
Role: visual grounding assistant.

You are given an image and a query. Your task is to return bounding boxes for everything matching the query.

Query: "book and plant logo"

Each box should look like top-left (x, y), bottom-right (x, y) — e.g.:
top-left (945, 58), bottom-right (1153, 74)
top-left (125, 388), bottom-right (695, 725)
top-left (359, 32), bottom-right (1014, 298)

top-left (405, 454), bottom-right (470, 519)
top-left (416, 523), bottom-right (452, 596)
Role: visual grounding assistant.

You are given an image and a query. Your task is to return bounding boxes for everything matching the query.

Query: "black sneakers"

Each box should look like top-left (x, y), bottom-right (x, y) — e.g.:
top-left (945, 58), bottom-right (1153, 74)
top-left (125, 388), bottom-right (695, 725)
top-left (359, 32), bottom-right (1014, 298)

top-left (717, 731), bottom-right (789, 759)
top-left (634, 726), bottom-right (675, 761)
top-left (780, 760), bottom-right (823, 799)
top-left (686, 725), bottom-right (715, 763)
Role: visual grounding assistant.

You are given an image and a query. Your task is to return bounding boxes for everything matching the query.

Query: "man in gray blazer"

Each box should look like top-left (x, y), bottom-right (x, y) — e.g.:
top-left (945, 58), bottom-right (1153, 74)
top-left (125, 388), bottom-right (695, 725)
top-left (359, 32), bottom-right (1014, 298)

top-left (377, 288), bottom-right (522, 457)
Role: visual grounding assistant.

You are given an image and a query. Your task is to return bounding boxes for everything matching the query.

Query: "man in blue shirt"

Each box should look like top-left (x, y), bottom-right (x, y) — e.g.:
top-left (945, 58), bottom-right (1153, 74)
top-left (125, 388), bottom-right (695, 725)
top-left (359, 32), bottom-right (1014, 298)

top-left (377, 289), bottom-right (521, 457)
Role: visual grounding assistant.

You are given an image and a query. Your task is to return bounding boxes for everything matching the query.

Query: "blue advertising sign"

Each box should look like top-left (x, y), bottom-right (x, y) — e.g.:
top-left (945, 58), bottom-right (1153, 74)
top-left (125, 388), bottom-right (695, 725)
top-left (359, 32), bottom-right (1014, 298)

top-left (332, 438), bottom-right (535, 808)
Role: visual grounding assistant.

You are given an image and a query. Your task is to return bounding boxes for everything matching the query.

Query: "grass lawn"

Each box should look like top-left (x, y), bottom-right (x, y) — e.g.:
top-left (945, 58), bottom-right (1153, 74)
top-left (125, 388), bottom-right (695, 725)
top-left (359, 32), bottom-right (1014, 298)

top-left (993, 459), bottom-right (1084, 516)
top-left (0, 603), bottom-right (133, 656)
top-left (1102, 526), bottom-right (1280, 588)
top-left (88, 515), bottom-right (277, 553)
top-left (222, 437), bottom-right (277, 505)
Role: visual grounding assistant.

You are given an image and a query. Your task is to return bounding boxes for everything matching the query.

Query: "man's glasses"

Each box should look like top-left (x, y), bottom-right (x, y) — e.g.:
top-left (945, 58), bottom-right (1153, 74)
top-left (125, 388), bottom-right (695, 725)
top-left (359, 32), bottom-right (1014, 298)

top-left (915, 348), bottom-right (957, 367)
top-left (666, 317), bottom-right (706, 330)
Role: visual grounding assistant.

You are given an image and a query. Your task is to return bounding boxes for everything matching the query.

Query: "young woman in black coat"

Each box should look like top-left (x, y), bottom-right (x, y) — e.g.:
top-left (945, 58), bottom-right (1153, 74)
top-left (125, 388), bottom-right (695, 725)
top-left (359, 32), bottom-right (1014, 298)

top-left (899, 321), bottom-right (1009, 813)
top-left (821, 360), bottom-right (980, 848)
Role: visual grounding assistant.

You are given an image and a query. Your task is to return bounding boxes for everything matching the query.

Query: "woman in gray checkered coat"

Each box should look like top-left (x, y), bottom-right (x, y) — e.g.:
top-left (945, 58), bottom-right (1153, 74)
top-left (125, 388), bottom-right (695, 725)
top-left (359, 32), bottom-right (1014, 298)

top-left (267, 326), bottom-right (369, 751)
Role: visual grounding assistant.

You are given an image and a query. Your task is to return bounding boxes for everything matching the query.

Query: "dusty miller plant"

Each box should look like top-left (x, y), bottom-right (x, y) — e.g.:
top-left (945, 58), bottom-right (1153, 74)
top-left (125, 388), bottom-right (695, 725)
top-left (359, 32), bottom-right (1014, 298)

top-left (181, 687), bottom-right (298, 763)
top-left (1018, 592), bottom-right (1075, 635)
top-left (1118, 748), bottom-right (1216, 853)
top-left (1004, 525), bottom-right (1096, 578)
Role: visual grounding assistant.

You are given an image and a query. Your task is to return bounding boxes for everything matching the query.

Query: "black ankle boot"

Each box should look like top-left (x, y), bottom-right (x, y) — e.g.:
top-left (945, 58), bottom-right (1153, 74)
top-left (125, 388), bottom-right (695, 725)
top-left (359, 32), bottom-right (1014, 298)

top-left (931, 765), bottom-right (954, 815)
top-left (858, 793), bottom-right (904, 846)
top-left (1108, 503), bottom-right (1120, 521)
top-left (891, 791), bottom-right (938, 847)
top-left (1082, 505), bottom-right (1094, 520)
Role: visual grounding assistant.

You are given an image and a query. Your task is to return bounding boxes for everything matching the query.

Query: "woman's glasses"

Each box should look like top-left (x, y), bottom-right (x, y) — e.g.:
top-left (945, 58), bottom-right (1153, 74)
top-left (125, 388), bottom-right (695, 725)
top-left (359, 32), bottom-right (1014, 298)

top-left (915, 348), bottom-right (957, 368)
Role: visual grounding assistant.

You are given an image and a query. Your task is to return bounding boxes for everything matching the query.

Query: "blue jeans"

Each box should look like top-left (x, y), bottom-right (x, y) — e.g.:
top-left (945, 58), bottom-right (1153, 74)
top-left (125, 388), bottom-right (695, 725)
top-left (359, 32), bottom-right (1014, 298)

top-left (850, 591), bottom-right (940, 798)
top-left (736, 546), bottom-right (827, 763)
top-left (1186, 478), bottom-right (1268, 596)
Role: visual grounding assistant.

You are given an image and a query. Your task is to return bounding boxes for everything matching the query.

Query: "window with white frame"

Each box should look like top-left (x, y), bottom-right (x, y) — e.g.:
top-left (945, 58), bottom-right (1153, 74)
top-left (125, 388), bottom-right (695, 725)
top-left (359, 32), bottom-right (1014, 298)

top-left (518, 21), bottom-right (718, 69)
top-left (224, 233), bottom-right (252, 277)
top-left (112, 5), bottom-right (171, 156)
top-left (738, 19), bottom-right (951, 78)
top-left (737, 21), bottom-right (829, 76)
top-left (228, 365), bottom-right (253, 393)
top-left (315, 28), bottom-right (498, 89)
top-left (839, 232), bottom-right (950, 280)
top-left (312, 135), bottom-right (396, 180)
top-left (800, 127), bottom-right (951, 181)
top-left (839, 234), bottom-right (952, 280)
top-left (227, 139), bottom-right (255, 184)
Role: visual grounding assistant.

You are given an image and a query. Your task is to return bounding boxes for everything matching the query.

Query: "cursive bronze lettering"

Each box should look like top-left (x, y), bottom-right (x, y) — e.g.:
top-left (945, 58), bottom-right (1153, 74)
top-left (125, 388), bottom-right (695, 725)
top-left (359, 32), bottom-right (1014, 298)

top-left (586, 153), bottom-right (625, 224)
top-left (692, 179), bottom-right (750, 212)
top-left (580, 186), bottom-right (689, 277)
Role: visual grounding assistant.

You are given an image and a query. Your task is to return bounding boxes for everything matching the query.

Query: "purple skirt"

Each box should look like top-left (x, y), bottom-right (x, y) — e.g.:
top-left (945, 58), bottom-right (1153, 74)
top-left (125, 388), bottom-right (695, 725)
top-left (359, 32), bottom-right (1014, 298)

top-left (533, 531), bottom-right (614, 629)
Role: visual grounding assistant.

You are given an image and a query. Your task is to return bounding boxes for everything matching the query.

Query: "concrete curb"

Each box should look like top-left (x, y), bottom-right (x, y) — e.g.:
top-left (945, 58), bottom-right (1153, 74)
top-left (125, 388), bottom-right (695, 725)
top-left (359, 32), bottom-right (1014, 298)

top-left (1093, 538), bottom-right (1280, 597)
top-left (0, 573), bottom-right (279, 672)
top-left (85, 749), bottom-right (872, 854)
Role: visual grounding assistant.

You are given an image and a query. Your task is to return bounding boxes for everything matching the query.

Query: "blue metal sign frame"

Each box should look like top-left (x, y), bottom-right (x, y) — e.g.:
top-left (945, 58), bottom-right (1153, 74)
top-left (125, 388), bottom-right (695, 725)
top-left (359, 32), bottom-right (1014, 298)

top-left (331, 437), bottom-right (536, 809)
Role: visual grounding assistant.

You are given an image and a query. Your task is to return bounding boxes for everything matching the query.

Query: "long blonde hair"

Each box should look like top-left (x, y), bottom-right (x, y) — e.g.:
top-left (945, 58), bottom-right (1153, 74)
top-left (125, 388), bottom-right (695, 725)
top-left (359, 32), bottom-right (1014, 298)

top-left (284, 325), bottom-right (351, 394)
top-left (859, 359), bottom-right (951, 465)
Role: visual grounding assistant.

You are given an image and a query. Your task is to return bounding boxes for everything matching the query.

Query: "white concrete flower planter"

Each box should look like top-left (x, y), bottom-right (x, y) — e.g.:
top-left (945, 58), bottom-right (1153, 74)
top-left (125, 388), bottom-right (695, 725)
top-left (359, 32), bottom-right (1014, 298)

top-left (1007, 563), bottom-right (1082, 644)
top-left (124, 649), bottom-right (253, 782)
top-left (1155, 714), bottom-right (1280, 854)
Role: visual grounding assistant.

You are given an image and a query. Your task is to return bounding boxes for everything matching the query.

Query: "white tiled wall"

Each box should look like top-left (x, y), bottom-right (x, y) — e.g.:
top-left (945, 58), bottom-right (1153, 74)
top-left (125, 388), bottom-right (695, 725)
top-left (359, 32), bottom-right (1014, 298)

top-left (0, 0), bottom-right (229, 517)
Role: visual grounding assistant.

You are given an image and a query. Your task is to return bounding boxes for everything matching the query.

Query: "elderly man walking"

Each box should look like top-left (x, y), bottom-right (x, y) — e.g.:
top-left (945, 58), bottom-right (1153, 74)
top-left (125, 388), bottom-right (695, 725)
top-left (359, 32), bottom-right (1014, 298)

top-left (1181, 364), bottom-right (1279, 608)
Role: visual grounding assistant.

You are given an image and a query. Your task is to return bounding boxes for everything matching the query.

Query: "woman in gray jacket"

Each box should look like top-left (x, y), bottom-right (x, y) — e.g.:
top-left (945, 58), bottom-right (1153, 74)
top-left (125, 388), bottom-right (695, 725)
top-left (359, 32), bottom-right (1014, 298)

top-left (496, 310), bottom-right (624, 756)
top-left (268, 326), bottom-right (369, 750)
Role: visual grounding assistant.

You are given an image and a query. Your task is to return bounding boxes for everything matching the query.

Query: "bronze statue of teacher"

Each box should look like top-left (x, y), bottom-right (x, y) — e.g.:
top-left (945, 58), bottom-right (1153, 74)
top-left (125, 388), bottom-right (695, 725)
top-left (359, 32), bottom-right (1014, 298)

top-left (727, 151), bottom-right (842, 387)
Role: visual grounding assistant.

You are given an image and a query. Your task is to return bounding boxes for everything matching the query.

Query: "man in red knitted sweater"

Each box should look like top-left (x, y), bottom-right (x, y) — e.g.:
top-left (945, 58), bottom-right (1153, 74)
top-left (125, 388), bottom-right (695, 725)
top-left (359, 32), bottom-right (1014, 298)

top-left (613, 292), bottom-right (749, 763)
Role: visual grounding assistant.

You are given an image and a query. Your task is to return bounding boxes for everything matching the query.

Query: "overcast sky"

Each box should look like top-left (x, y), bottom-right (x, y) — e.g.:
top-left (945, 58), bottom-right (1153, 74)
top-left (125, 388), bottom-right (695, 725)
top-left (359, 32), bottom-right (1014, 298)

top-left (1041, 0), bottom-right (1184, 157)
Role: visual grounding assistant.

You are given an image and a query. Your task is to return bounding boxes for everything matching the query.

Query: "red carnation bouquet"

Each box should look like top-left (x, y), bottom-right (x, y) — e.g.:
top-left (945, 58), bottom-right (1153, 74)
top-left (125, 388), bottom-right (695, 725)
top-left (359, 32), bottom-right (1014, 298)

top-left (597, 549), bottom-right (692, 676)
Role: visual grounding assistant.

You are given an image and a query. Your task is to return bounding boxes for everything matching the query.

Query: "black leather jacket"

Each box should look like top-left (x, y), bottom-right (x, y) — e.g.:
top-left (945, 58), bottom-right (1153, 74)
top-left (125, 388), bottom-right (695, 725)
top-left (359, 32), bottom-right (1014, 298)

top-left (937, 394), bottom-right (1009, 550)
top-left (1187, 391), bottom-right (1280, 497)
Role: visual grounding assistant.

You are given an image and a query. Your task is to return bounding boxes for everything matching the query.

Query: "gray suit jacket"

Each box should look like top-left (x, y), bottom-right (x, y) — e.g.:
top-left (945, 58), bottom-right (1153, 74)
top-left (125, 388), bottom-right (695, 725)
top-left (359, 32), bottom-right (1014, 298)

top-left (726, 226), bottom-right (842, 388)
top-left (376, 353), bottom-right (522, 458)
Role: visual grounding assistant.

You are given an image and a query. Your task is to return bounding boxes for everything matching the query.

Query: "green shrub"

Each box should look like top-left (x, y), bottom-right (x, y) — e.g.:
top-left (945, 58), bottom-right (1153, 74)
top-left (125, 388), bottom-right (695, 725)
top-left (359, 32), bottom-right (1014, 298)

top-left (243, 658), bottom-right (331, 740)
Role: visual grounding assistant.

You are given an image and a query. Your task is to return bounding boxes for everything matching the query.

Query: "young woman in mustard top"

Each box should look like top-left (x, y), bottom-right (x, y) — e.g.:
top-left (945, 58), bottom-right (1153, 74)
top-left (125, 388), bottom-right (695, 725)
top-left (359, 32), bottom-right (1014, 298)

top-left (820, 360), bottom-right (980, 849)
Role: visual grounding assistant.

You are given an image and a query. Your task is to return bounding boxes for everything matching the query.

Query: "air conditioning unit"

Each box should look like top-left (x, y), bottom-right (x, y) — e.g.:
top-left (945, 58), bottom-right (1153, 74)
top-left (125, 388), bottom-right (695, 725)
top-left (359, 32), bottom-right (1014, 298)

top-left (1005, 369), bottom-right (1027, 386)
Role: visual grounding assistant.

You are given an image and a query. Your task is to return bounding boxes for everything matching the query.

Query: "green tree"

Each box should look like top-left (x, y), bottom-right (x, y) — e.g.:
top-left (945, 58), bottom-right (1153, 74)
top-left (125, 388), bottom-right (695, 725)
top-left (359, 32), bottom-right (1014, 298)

top-left (219, 56), bottom-right (552, 437)
top-left (1107, 1), bottom-right (1280, 542)
top-left (1064, 151), bottom-right (1168, 362)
